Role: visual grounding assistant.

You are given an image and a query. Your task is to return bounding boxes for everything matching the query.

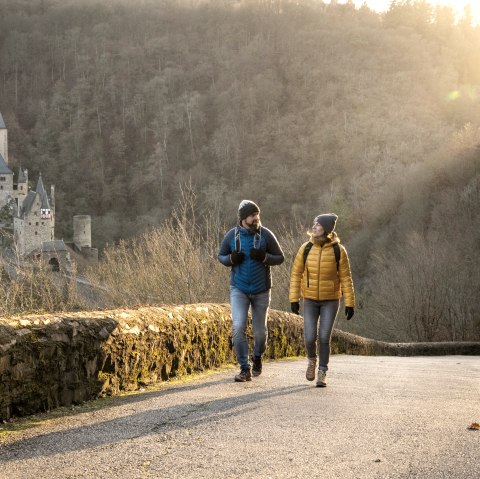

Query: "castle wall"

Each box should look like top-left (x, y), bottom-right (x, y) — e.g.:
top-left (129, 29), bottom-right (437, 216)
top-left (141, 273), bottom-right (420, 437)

top-left (0, 173), bottom-right (13, 207)
top-left (79, 246), bottom-right (98, 263)
top-left (13, 217), bottom-right (25, 253)
top-left (13, 182), bottom-right (28, 211)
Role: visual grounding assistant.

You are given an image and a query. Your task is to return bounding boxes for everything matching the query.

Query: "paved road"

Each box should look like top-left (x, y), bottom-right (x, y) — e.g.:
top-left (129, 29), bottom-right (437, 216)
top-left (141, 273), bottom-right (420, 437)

top-left (1, 355), bottom-right (479, 479)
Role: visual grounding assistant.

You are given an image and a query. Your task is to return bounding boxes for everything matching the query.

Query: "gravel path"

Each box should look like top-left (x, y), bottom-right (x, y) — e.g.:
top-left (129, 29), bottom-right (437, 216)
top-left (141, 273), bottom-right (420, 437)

top-left (1, 355), bottom-right (479, 479)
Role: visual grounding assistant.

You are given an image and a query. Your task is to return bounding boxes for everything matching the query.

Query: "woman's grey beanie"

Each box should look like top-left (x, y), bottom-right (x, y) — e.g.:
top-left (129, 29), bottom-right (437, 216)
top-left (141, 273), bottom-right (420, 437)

top-left (238, 200), bottom-right (260, 221)
top-left (314, 213), bottom-right (338, 233)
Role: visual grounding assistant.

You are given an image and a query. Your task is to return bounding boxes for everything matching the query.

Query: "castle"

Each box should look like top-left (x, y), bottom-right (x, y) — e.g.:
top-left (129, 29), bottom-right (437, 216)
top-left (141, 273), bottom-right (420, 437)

top-left (0, 112), bottom-right (97, 269)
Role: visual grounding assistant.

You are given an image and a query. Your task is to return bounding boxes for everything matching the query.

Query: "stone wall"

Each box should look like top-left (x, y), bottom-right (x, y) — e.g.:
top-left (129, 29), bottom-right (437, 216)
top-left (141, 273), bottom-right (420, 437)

top-left (0, 304), bottom-right (304, 420)
top-left (1, 304), bottom-right (479, 421)
top-left (331, 329), bottom-right (480, 356)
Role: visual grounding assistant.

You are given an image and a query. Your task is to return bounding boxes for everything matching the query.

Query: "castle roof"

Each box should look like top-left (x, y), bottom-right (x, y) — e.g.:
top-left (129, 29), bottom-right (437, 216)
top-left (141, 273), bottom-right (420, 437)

top-left (38, 240), bottom-right (67, 253)
top-left (0, 152), bottom-right (12, 174)
top-left (0, 112), bottom-right (5, 129)
top-left (36, 174), bottom-right (51, 209)
top-left (17, 175), bottom-right (52, 219)
top-left (19, 191), bottom-right (37, 218)
top-left (26, 240), bottom-right (67, 258)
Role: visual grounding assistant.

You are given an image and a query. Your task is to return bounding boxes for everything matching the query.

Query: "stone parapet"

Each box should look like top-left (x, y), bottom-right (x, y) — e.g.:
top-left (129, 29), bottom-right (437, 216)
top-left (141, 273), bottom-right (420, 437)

top-left (0, 304), bottom-right (304, 420)
top-left (332, 329), bottom-right (480, 356)
top-left (1, 305), bottom-right (479, 420)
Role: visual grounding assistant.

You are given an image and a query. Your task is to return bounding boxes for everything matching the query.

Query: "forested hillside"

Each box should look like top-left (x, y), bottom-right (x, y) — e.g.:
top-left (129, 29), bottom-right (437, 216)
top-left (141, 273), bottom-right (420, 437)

top-left (0, 0), bottom-right (479, 341)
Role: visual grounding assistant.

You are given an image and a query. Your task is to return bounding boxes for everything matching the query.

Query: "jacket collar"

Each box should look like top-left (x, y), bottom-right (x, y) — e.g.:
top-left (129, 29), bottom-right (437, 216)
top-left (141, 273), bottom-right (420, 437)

top-left (239, 225), bottom-right (261, 235)
top-left (310, 232), bottom-right (339, 247)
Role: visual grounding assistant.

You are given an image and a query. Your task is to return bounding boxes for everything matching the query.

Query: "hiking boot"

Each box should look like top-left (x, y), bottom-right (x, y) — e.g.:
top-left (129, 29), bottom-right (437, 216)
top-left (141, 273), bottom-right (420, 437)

top-left (306, 358), bottom-right (316, 381)
top-left (316, 369), bottom-right (327, 387)
top-left (234, 368), bottom-right (252, 382)
top-left (252, 356), bottom-right (262, 377)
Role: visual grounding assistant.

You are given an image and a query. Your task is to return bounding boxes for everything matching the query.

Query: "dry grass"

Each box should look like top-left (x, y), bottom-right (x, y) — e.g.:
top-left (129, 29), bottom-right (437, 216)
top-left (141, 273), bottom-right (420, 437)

top-left (0, 254), bottom-right (82, 316)
top-left (84, 189), bottom-right (306, 312)
top-left (0, 188), bottom-right (306, 316)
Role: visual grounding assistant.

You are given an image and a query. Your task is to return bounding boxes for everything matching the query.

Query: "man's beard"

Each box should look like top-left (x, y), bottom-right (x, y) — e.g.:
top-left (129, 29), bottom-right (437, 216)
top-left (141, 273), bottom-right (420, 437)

top-left (245, 219), bottom-right (260, 229)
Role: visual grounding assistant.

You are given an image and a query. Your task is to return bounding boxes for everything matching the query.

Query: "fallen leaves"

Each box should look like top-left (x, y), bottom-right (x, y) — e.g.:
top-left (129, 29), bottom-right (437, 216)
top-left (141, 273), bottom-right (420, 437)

top-left (467, 422), bottom-right (479, 430)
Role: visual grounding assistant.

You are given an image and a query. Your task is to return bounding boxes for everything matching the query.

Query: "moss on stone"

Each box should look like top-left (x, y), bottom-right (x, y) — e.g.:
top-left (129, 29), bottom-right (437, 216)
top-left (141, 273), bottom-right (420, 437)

top-left (2, 305), bottom-right (479, 421)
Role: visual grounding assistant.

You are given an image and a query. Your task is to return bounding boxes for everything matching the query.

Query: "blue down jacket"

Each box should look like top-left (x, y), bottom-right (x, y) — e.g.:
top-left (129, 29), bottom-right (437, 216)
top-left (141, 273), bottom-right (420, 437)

top-left (218, 225), bottom-right (284, 294)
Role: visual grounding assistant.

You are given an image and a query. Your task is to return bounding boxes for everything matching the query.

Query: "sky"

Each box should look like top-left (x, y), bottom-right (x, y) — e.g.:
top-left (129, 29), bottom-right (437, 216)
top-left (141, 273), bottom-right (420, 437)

top-left (328, 0), bottom-right (480, 23)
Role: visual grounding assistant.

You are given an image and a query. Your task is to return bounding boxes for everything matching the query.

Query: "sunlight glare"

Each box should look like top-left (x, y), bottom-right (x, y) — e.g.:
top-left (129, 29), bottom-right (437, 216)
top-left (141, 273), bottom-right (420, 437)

top-left (326, 0), bottom-right (480, 24)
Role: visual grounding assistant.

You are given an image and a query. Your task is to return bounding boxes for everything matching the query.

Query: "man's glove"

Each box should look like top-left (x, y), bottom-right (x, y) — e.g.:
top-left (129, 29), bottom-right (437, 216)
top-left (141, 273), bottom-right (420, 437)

top-left (290, 302), bottom-right (300, 315)
top-left (250, 248), bottom-right (266, 262)
top-left (230, 252), bottom-right (245, 265)
top-left (345, 307), bottom-right (355, 320)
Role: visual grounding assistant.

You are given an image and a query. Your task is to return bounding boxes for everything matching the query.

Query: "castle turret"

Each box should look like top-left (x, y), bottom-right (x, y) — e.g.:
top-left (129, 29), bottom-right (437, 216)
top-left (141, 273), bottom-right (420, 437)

top-left (18, 167), bottom-right (28, 185)
top-left (0, 112), bottom-right (8, 165)
top-left (15, 167), bottom-right (28, 215)
top-left (36, 174), bottom-right (52, 219)
top-left (73, 215), bottom-right (91, 249)
top-left (0, 115), bottom-right (13, 207)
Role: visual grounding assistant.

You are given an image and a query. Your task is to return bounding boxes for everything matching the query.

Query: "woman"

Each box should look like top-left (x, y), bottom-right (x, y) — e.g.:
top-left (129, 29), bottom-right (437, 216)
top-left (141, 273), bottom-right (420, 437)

top-left (289, 213), bottom-right (355, 387)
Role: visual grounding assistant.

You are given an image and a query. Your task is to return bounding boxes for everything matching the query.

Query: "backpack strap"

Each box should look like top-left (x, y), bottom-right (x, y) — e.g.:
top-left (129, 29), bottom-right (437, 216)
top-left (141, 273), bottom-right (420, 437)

top-left (254, 226), bottom-right (262, 249)
top-left (333, 243), bottom-right (340, 272)
top-left (302, 242), bottom-right (313, 288)
top-left (303, 242), bottom-right (313, 265)
top-left (234, 227), bottom-right (241, 252)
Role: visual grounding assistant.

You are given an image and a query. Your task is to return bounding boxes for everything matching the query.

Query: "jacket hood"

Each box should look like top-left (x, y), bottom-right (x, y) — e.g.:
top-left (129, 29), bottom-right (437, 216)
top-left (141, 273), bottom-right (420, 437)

top-left (309, 232), bottom-right (340, 246)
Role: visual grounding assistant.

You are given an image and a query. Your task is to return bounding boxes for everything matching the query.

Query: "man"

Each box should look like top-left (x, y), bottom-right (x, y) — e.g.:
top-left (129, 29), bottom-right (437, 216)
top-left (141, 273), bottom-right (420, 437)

top-left (218, 200), bottom-right (284, 382)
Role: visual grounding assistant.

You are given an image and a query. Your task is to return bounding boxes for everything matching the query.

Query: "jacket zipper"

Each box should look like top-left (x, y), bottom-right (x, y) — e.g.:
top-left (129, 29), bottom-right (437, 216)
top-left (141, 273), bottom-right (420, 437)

top-left (317, 246), bottom-right (322, 298)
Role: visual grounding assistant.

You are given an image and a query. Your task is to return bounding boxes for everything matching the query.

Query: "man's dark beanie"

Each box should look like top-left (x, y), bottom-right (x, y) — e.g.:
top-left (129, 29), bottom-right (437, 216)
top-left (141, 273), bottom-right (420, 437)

top-left (238, 200), bottom-right (260, 221)
top-left (314, 213), bottom-right (338, 234)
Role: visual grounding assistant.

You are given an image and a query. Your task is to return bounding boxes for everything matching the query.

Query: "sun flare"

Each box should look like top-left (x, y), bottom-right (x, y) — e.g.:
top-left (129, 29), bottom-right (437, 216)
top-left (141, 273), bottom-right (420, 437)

top-left (346, 0), bottom-right (480, 23)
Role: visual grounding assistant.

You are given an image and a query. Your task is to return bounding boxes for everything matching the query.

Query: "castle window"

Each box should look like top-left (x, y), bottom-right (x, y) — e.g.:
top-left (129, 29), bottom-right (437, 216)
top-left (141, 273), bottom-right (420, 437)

top-left (0, 177), bottom-right (5, 181)
top-left (0, 186), bottom-right (3, 190)
top-left (36, 222), bottom-right (39, 226)
top-left (35, 231), bottom-right (38, 235)
top-left (41, 222), bottom-right (44, 225)
top-left (49, 257), bottom-right (60, 272)
top-left (29, 222), bottom-right (31, 226)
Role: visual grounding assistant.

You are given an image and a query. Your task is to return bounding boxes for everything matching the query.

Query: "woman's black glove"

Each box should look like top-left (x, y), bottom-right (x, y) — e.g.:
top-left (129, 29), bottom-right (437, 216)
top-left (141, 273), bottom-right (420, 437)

top-left (290, 302), bottom-right (300, 315)
top-left (230, 252), bottom-right (245, 265)
top-left (345, 307), bottom-right (355, 320)
top-left (250, 248), bottom-right (266, 262)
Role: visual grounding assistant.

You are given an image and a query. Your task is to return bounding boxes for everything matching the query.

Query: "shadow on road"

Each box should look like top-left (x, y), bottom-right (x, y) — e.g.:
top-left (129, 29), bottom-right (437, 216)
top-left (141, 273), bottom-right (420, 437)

top-left (1, 372), bottom-right (238, 435)
top-left (0, 381), bottom-right (307, 462)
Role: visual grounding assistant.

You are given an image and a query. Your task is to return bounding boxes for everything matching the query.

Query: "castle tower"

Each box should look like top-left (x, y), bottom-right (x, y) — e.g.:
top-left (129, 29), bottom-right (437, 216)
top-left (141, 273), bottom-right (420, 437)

top-left (0, 113), bottom-right (13, 207)
top-left (15, 167), bottom-right (28, 214)
top-left (0, 113), bottom-right (7, 165)
top-left (14, 173), bottom-right (55, 255)
top-left (73, 215), bottom-right (91, 249)
top-left (36, 174), bottom-right (55, 229)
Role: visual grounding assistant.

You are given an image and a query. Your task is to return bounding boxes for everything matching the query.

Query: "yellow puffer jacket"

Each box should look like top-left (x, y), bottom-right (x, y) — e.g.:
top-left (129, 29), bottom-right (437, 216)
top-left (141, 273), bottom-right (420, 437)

top-left (289, 235), bottom-right (355, 307)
